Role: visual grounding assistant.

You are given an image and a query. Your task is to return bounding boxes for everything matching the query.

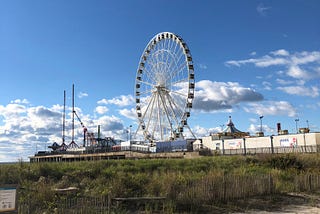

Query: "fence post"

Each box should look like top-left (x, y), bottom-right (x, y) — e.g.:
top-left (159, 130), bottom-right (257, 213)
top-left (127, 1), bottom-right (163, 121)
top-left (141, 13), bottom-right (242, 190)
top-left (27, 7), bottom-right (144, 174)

top-left (308, 174), bottom-right (312, 191)
top-left (222, 139), bottom-right (225, 155)
top-left (268, 174), bottom-right (273, 194)
top-left (243, 138), bottom-right (246, 156)
top-left (223, 172), bottom-right (227, 201)
top-left (270, 136), bottom-right (274, 154)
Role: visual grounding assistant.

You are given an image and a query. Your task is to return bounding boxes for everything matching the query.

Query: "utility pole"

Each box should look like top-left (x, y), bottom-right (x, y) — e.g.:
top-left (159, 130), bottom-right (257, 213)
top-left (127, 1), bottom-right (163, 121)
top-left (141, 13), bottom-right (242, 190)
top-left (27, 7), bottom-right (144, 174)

top-left (295, 118), bottom-right (299, 133)
top-left (62, 90), bottom-right (66, 145)
top-left (72, 84), bottom-right (75, 143)
top-left (259, 116), bottom-right (264, 133)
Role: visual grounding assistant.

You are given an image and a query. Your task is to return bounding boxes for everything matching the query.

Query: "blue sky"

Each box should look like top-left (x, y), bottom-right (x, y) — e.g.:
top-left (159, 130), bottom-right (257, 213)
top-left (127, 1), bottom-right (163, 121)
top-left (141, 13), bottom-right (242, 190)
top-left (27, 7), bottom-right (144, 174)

top-left (0, 0), bottom-right (319, 162)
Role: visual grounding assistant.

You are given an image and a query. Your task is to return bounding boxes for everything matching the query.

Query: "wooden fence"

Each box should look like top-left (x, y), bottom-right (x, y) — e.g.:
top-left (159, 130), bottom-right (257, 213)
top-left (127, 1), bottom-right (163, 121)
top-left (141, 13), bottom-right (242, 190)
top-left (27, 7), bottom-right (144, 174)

top-left (17, 173), bottom-right (320, 213)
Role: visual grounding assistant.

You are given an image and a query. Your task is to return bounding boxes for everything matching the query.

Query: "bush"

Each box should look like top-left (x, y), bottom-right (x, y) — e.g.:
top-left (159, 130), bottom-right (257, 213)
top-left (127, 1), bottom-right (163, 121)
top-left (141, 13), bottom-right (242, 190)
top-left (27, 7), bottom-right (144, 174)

top-left (268, 154), bottom-right (304, 171)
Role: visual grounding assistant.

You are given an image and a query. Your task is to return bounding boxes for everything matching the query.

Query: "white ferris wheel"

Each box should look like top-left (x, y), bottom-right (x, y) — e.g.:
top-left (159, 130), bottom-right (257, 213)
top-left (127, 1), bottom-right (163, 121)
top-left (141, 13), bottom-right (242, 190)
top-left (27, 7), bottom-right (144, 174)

top-left (135, 32), bottom-right (195, 142)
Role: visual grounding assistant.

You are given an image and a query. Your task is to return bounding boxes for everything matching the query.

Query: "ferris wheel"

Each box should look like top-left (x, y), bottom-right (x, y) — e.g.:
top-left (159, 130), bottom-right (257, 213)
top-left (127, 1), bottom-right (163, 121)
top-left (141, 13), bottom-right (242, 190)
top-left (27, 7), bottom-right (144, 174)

top-left (135, 32), bottom-right (195, 142)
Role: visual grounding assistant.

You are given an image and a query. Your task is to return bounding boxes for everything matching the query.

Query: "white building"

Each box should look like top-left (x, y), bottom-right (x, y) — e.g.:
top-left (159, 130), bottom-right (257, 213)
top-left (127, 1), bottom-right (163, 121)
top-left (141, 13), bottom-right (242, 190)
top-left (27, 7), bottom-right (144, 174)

top-left (201, 132), bottom-right (320, 154)
top-left (198, 116), bottom-right (320, 154)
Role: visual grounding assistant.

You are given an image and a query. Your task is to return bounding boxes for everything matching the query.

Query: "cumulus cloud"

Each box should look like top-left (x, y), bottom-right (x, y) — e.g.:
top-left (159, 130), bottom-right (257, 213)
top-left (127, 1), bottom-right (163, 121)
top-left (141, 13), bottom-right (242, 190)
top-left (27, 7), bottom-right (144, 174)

top-left (0, 103), bottom-right (66, 162)
top-left (95, 106), bottom-right (109, 114)
top-left (248, 123), bottom-right (275, 134)
top-left (191, 125), bottom-right (222, 138)
top-left (0, 100), bottom-right (129, 162)
top-left (0, 103), bottom-right (27, 117)
top-left (97, 95), bottom-right (134, 106)
top-left (244, 101), bottom-right (297, 117)
top-left (119, 108), bottom-right (137, 120)
top-left (193, 80), bottom-right (264, 112)
top-left (93, 115), bottom-right (124, 131)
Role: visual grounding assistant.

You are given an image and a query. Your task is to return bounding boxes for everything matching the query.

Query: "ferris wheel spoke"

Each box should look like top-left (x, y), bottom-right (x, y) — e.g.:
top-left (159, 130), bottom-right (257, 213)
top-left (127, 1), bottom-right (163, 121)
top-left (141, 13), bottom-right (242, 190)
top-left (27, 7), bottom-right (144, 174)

top-left (138, 89), bottom-right (153, 97)
top-left (168, 63), bottom-right (187, 83)
top-left (171, 77), bottom-right (189, 86)
top-left (156, 93), bottom-right (163, 139)
top-left (138, 79), bottom-right (157, 88)
top-left (168, 92), bottom-right (185, 115)
top-left (165, 93), bottom-right (181, 127)
top-left (165, 59), bottom-right (186, 84)
top-left (143, 67), bottom-right (158, 84)
top-left (144, 93), bottom-right (157, 139)
top-left (158, 91), bottom-right (175, 133)
top-left (169, 89), bottom-right (188, 98)
top-left (140, 92), bottom-right (155, 122)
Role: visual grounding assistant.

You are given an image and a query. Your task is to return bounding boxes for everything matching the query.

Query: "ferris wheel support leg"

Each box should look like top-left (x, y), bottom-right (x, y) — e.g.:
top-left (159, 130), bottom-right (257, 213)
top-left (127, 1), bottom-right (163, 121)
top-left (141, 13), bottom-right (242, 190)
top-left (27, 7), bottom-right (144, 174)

top-left (185, 124), bottom-right (197, 139)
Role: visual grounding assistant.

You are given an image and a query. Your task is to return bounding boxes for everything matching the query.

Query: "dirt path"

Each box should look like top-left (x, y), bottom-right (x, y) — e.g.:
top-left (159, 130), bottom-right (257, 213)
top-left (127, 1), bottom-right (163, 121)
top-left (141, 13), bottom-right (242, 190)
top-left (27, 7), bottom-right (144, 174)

top-left (232, 193), bottom-right (320, 214)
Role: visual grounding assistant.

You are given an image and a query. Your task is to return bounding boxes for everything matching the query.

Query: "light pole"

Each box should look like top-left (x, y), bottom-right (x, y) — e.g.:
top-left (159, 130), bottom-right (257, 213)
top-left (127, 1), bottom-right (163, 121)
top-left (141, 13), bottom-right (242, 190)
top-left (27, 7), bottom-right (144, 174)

top-left (129, 125), bottom-right (132, 142)
top-left (306, 120), bottom-right (309, 129)
top-left (295, 118), bottom-right (299, 133)
top-left (259, 116), bottom-right (264, 133)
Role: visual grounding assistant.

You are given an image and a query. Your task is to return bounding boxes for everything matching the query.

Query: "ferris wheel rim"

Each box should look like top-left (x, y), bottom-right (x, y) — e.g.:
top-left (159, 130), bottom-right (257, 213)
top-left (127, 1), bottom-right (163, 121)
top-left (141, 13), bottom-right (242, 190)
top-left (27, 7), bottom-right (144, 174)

top-left (134, 32), bottom-right (195, 142)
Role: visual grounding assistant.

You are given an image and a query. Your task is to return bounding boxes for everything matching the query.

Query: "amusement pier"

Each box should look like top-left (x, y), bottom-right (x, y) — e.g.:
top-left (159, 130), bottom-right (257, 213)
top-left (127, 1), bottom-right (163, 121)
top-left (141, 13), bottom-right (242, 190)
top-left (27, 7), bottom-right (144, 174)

top-left (29, 32), bottom-right (320, 162)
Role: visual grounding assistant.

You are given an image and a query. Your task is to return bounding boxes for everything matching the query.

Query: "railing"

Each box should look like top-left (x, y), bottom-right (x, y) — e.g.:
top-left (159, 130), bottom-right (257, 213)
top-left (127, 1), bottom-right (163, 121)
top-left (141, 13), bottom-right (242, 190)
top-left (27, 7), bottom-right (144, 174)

top-left (219, 145), bottom-right (320, 156)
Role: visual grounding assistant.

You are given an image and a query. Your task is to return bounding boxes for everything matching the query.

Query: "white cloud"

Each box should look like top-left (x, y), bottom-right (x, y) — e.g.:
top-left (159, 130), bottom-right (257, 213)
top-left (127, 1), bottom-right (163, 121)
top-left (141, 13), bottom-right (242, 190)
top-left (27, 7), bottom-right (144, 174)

top-left (226, 56), bottom-right (288, 67)
top-left (93, 115), bottom-right (124, 131)
top-left (257, 3), bottom-right (271, 16)
top-left (78, 92), bottom-right (88, 98)
top-left (95, 106), bottom-right (109, 114)
top-left (248, 124), bottom-right (275, 135)
top-left (277, 86), bottom-right (319, 97)
top-left (192, 125), bottom-right (209, 137)
top-left (119, 108), bottom-right (137, 120)
top-left (11, 99), bottom-right (29, 104)
top-left (193, 80), bottom-right (263, 112)
top-left (244, 101), bottom-right (297, 117)
top-left (199, 63), bottom-right (208, 70)
top-left (262, 81), bottom-right (272, 90)
top-left (291, 51), bottom-right (320, 65)
top-left (225, 50), bottom-right (320, 83)
top-left (270, 49), bottom-right (289, 56)
top-left (276, 78), bottom-right (294, 85)
top-left (287, 65), bottom-right (311, 80)
top-left (0, 99), bottom-right (132, 162)
top-left (97, 95), bottom-right (134, 106)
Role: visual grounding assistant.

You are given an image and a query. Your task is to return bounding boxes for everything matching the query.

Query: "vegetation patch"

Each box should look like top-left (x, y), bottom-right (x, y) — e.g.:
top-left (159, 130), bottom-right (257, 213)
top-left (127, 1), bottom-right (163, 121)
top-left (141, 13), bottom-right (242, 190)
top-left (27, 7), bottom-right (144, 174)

top-left (1, 153), bottom-right (320, 213)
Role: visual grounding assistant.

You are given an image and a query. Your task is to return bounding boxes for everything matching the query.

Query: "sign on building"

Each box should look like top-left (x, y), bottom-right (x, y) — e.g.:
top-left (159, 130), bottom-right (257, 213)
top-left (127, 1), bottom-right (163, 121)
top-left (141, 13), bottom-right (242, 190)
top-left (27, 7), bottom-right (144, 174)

top-left (280, 137), bottom-right (297, 147)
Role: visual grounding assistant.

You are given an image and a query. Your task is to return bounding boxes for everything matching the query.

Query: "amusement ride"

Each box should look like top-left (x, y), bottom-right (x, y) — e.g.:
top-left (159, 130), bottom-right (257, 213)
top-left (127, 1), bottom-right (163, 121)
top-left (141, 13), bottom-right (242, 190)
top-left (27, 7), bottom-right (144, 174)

top-left (134, 32), bottom-right (195, 143)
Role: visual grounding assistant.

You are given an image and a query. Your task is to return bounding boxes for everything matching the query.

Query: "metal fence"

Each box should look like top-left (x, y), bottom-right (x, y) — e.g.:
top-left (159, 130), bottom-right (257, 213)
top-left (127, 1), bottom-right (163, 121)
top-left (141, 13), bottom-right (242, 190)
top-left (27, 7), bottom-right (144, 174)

top-left (221, 145), bottom-right (320, 156)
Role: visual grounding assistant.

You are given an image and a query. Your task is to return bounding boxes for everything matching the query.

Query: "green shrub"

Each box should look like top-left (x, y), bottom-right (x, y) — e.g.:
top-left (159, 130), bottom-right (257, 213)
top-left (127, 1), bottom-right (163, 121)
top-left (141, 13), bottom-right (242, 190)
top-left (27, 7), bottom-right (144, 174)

top-left (268, 154), bottom-right (304, 170)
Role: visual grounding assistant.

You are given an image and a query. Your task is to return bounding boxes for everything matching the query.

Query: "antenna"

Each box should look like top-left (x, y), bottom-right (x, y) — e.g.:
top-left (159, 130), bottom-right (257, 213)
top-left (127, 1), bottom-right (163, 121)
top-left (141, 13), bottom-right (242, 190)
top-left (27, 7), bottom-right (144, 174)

top-left (62, 90), bottom-right (66, 144)
top-left (72, 84), bottom-right (75, 143)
